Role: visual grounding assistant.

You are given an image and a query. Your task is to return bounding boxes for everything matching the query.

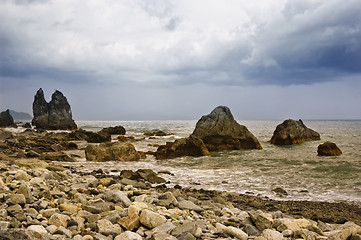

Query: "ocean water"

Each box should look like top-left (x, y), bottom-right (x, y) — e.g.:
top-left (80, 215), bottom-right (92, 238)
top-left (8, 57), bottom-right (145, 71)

top-left (74, 120), bottom-right (361, 205)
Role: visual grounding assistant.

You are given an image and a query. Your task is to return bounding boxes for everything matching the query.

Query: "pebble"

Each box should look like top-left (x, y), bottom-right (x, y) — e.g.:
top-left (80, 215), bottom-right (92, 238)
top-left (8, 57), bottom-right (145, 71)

top-left (0, 159), bottom-right (359, 240)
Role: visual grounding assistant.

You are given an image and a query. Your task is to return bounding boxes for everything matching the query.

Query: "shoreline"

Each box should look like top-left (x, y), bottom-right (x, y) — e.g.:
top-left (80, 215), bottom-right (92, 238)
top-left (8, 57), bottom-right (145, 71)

top-left (0, 158), bottom-right (360, 239)
top-left (82, 168), bottom-right (361, 226)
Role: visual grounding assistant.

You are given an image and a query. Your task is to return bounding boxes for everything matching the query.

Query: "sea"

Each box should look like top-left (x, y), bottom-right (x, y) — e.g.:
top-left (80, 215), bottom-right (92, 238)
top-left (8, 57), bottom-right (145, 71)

top-left (69, 120), bottom-right (361, 205)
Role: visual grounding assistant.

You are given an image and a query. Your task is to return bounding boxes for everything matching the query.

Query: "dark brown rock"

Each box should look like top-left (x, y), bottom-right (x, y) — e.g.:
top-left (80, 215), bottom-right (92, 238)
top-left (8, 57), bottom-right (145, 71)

top-left (68, 129), bottom-right (111, 143)
top-left (155, 137), bottom-right (210, 160)
top-left (144, 131), bottom-right (173, 136)
top-left (317, 141), bottom-right (342, 156)
top-left (0, 109), bottom-right (16, 128)
top-left (100, 126), bottom-right (126, 135)
top-left (191, 106), bottom-right (262, 151)
top-left (32, 88), bottom-right (77, 130)
top-left (270, 119), bottom-right (320, 145)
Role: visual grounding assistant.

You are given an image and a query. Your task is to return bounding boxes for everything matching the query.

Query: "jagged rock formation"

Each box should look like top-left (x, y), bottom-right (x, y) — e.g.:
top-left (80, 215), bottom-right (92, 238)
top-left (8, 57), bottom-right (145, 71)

top-left (270, 119), bottom-right (320, 145)
top-left (191, 106), bottom-right (262, 151)
top-left (318, 141), bottom-right (342, 156)
top-left (155, 137), bottom-right (210, 160)
top-left (32, 88), bottom-right (77, 130)
top-left (0, 109), bottom-right (16, 128)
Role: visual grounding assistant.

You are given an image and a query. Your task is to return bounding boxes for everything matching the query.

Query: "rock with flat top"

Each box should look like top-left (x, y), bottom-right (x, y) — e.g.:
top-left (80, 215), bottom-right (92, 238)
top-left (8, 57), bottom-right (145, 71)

top-left (270, 119), bottom-right (320, 145)
top-left (191, 106), bottom-right (262, 151)
top-left (32, 88), bottom-right (77, 130)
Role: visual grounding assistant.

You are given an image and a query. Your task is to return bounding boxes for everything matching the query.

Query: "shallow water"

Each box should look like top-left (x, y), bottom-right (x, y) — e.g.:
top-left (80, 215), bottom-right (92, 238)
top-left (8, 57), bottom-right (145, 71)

top-left (73, 120), bottom-right (361, 205)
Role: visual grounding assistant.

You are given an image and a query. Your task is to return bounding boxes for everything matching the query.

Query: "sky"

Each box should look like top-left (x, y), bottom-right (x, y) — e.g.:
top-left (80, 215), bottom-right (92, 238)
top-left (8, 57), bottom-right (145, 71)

top-left (0, 0), bottom-right (361, 120)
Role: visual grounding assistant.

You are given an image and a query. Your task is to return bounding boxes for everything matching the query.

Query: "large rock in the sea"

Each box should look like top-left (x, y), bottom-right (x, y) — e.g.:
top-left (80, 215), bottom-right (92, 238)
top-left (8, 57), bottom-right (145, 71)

top-left (155, 137), bottom-right (210, 160)
top-left (85, 142), bottom-right (140, 161)
top-left (270, 119), bottom-right (320, 145)
top-left (32, 88), bottom-right (77, 130)
top-left (0, 109), bottom-right (16, 128)
top-left (190, 106), bottom-right (262, 151)
top-left (317, 141), bottom-right (342, 156)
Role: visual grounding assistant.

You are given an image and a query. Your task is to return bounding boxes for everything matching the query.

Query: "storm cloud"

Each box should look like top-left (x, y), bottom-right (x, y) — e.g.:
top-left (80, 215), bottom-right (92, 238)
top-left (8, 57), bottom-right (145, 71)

top-left (1, 0), bottom-right (360, 120)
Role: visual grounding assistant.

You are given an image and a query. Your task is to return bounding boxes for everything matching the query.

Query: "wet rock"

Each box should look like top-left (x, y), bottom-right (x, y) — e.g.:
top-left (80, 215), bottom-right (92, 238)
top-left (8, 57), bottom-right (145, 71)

top-left (85, 142), bottom-right (140, 162)
top-left (270, 119), bottom-right (320, 145)
top-left (136, 169), bottom-right (166, 184)
top-left (144, 131), bottom-right (173, 137)
top-left (318, 141), bottom-right (342, 156)
top-left (69, 129), bottom-right (111, 143)
top-left (139, 209), bottom-right (166, 229)
top-left (100, 126), bottom-right (126, 135)
top-left (191, 106), bottom-right (262, 151)
top-left (32, 88), bottom-right (77, 130)
top-left (272, 187), bottom-right (288, 196)
top-left (155, 137), bottom-right (210, 160)
top-left (0, 109), bottom-right (16, 128)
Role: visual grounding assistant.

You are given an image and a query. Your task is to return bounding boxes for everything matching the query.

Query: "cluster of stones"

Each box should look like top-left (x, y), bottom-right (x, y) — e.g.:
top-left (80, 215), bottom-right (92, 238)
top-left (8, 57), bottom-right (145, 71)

top-left (0, 124), bottom-right (130, 162)
top-left (0, 160), bottom-right (360, 240)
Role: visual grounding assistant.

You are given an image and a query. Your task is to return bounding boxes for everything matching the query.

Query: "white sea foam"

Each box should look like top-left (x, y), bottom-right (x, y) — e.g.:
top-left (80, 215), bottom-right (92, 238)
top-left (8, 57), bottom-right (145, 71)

top-left (68, 119), bottom-right (361, 205)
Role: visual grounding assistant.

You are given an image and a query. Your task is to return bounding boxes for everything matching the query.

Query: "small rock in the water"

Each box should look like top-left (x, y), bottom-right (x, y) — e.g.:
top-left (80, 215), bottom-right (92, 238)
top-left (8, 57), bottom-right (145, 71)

top-left (270, 119), bottom-right (320, 145)
top-left (272, 187), bottom-right (288, 196)
top-left (317, 141), bottom-right (342, 156)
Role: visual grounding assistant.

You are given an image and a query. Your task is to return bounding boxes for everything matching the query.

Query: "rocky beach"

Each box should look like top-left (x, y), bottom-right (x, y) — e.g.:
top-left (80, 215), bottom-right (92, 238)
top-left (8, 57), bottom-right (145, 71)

top-left (0, 91), bottom-right (360, 239)
top-left (0, 155), bottom-right (361, 240)
top-left (0, 121), bottom-right (360, 239)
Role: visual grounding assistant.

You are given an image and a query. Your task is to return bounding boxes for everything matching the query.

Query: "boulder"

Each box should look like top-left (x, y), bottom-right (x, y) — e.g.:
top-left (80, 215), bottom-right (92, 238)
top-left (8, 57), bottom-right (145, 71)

top-left (155, 137), bottom-right (210, 160)
top-left (140, 209), bottom-right (166, 229)
top-left (0, 109), bottom-right (16, 128)
top-left (270, 119), bottom-right (320, 145)
top-left (191, 106), bottom-right (262, 151)
top-left (32, 88), bottom-right (77, 130)
top-left (318, 141), bottom-right (342, 156)
top-left (100, 126), bottom-right (126, 135)
top-left (85, 142), bottom-right (140, 162)
top-left (68, 129), bottom-right (111, 143)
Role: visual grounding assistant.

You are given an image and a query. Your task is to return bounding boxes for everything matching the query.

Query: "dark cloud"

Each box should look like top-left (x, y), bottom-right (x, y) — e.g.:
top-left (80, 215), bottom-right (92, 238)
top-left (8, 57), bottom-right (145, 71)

top-left (1, 1), bottom-right (361, 119)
